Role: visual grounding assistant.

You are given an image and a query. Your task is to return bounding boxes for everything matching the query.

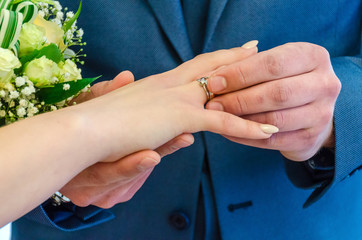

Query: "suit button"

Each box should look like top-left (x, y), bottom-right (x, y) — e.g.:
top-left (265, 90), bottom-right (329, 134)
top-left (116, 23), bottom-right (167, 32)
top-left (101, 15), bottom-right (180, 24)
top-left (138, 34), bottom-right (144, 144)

top-left (169, 212), bottom-right (190, 230)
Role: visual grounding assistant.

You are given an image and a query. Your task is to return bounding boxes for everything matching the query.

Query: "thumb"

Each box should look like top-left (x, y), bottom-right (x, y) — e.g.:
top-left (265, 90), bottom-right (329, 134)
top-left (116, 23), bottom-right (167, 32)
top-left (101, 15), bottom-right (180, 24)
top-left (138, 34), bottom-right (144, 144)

top-left (109, 70), bottom-right (135, 91)
top-left (72, 70), bottom-right (135, 103)
top-left (91, 70), bottom-right (135, 96)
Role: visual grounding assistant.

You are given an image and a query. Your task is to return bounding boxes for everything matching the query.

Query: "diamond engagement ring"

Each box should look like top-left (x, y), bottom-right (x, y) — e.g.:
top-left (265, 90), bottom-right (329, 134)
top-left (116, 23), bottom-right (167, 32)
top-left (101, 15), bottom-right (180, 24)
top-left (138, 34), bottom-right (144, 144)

top-left (196, 77), bottom-right (214, 101)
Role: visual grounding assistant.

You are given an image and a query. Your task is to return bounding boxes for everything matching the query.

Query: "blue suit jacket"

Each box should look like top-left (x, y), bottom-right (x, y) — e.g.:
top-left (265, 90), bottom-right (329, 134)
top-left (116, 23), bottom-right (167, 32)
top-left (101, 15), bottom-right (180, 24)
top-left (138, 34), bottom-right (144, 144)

top-left (12, 0), bottom-right (362, 239)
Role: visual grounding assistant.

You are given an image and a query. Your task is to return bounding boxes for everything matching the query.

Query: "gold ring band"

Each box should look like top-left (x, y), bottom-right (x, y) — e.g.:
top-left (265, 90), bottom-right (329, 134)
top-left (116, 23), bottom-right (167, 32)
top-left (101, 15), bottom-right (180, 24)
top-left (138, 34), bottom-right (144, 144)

top-left (196, 77), bottom-right (214, 101)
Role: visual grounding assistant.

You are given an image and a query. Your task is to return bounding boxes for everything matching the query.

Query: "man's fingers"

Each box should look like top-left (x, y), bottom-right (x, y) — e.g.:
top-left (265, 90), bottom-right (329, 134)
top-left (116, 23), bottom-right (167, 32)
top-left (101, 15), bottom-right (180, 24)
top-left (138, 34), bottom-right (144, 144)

top-left (92, 170), bottom-right (153, 208)
top-left (100, 150), bottom-right (160, 183)
top-left (72, 70), bottom-right (135, 103)
top-left (206, 73), bottom-right (321, 115)
top-left (109, 70), bottom-right (135, 91)
top-left (223, 127), bottom-right (325, 158)
top-left (155, 133), bottom-right (194, 157)
top-left (63, 169), bottom-right (152, 207)
top-left (242, 104), bottom-right (333, 132)
top-left (70, 150), bottom-right (160, 187)
top-left (174, 43), bottom-right (259, 83)
top-left (207, 42), bottom-right (330, 94)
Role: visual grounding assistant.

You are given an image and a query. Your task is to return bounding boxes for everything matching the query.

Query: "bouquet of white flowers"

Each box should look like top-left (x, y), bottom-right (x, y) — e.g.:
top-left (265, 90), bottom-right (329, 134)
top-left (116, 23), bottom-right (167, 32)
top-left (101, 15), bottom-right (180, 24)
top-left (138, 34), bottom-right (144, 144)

top-left (0, 0), bottom-right (98, 126)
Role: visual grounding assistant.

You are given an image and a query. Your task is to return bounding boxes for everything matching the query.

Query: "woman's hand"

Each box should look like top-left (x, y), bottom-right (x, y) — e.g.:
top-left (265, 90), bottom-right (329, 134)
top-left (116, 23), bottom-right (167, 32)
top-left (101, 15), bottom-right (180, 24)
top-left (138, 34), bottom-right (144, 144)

top-left (61, 71), bottom-right (195, 208)
top-left (75, 45), bottom-right (278, 163)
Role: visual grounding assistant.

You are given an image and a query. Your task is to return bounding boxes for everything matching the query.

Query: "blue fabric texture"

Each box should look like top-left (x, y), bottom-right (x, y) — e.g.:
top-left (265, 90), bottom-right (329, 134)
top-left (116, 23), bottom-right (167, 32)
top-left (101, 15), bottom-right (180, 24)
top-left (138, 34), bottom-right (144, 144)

top-left (12, 0), bottom-right (362, 239)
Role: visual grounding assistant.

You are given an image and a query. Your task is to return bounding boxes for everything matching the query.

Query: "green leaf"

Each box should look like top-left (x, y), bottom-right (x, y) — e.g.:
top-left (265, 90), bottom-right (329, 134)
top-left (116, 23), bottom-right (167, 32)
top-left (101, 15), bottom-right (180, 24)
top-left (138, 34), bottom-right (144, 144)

top-left (62, 0), bottom-right (81, 33)
top-left (16, 44), bottom-right (63, 74)
top-left (36, 76), bottom-right (100, 104)
top-left (0, 117), bottom-right (5, 127)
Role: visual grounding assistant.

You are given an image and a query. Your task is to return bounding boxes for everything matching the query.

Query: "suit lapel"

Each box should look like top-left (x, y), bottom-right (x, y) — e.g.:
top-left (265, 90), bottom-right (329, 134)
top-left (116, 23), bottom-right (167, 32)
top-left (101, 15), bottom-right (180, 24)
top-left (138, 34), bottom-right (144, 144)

top-left (147, 0), bottom-right (194, 61)
top-left (203, 0), bottom-right (229, 51)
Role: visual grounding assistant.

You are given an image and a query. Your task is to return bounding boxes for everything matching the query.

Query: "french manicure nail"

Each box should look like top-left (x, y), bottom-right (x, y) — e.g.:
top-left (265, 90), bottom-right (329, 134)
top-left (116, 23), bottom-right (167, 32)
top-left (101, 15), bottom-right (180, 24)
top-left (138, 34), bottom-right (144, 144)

top-left (260, 124), bottom-right (279, 134)
top-left (138, 158), bottom-right (159, 171)
top-left (210, 76), bottom-right (227, 92)
top-left (241, 40), bottom-right (259, 49)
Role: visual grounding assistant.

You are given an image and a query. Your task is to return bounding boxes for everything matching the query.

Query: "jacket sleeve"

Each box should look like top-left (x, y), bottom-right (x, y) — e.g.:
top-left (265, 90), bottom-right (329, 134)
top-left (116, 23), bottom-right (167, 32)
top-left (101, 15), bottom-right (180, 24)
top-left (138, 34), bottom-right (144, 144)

top-left (22, 199), bottom-right (114, 231)
top-left (285, 54), bottom-right (362, 207)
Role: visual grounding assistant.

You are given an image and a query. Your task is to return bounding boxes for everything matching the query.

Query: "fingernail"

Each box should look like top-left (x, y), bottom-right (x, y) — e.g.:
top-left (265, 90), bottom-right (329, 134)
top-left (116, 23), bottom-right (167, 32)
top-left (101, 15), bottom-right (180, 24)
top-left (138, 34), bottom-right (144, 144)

top-left (241, 40), bottom-right (259, 49)
top-left (260, 124), bottom-right (279, 134)
top-left (209, 76), bottom-right (227, 92)
top-left (138, 158), bottom-right (159, 171)
top-left (206, 101), bottom-right (224, 111)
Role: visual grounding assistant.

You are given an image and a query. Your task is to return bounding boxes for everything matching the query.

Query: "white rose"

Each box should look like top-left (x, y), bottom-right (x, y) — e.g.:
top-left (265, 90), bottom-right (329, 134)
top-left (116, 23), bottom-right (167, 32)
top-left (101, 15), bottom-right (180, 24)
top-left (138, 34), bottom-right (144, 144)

top-left (0, 48), bottom-right (21, 89)
top-left (58, 59), bottom-right (82, 82)
top-left (24, 56), bottom-right (60, 87)
top-left (18, 23), bottom-right (46, 57)
top-left (33, 15), bottom-right (66, 51)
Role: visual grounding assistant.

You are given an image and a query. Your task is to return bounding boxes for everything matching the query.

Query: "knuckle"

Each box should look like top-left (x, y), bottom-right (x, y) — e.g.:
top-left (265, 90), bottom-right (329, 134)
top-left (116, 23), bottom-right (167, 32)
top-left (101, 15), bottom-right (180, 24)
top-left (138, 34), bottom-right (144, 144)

top-left (270, 82), bottom-right (292, 105)
top-left (98, 200), bottom-right (115, 209)
top-left (120, 194), bottom-right (135, 203)
top-left (314, 45), bottom-right (331, 63)
top-left (203, 49), bottom-right (231, 66)
top-left (220, 114), bottom-right (234, 133)
top-left (235, 94), bottom-right (249, 114)
top-left (234, 64), bottom-right (248, 87)
top-left (269, 111), bottom-right (286, 129)
top-left (72, 194), bottom-right (93, 207)
top-left (325, 74), bottom-right (342, 98)
top-left (300, 129), bottom-right (318, 149)
top-left (264, 53), bottom-right (284, 77)
top-left (319, 108), bottom-right (334, 125)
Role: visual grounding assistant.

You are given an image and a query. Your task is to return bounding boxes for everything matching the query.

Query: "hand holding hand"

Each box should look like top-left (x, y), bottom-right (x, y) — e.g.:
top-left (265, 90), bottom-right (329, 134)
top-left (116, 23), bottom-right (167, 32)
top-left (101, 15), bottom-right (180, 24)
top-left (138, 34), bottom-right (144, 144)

top-left (75, 45), bottom-right (278, 164)
top-left (206, 42), bottom-right (341, 161)
top-left (61, 71), bottom-right (195, 208)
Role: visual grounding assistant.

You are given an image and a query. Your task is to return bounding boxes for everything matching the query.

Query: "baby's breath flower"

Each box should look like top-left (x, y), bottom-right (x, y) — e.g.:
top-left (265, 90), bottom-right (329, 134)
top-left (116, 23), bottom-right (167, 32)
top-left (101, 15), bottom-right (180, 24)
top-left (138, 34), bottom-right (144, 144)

top-left (17, 107), bottom-right (26, 118)
top-left (15, 77), bottom-right (26, 87)
top-left (27, 106), bottom-right (39, 117)
top-left (51, 77), bottom-right (59, 84)
top-left (21, 87), bottom-right (35, 96)
top-left (56, 11), bottom-right (63, 19)
top-left (54, 1), bottom-right (62, 11)
top-left (19, 99), bottom-right (28, 107)
top-left (66, 11), bottom-right (74, 18)
top-left (77, 28), bottom-right (84, 38)
top-left (65, 30), bottom-right (73, 41)
top-left (52, 18), bottom-right (62, 27)
top-left (63, 84), bottom-right (70, 91)
top-left (25, 79), bottom-right (33, 86)
top-left (9, 91), bottom-right (19, 99)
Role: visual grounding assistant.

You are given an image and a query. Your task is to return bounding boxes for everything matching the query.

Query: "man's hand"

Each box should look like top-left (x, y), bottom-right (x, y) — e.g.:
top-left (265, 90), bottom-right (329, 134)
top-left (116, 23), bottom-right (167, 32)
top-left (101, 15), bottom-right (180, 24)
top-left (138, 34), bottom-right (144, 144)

top-left (60, 71), bottom-right (195, 208)
top-left (206, 42), bottom-right (341, 161)
top-left (60, 134), bottom-right (194, 208)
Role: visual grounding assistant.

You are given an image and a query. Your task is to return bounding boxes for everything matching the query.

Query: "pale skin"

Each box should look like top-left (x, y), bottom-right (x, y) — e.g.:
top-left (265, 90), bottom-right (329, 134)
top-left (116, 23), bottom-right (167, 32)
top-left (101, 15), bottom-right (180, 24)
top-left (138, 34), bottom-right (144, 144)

top-left (206, 42), bottom-right (341, 161)
top-left (56, 42), bottom-right (341, 210)
top-left (0, 45), bottom-right (277, 226)
top-left (62, 71), bottom-right (197, 207)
